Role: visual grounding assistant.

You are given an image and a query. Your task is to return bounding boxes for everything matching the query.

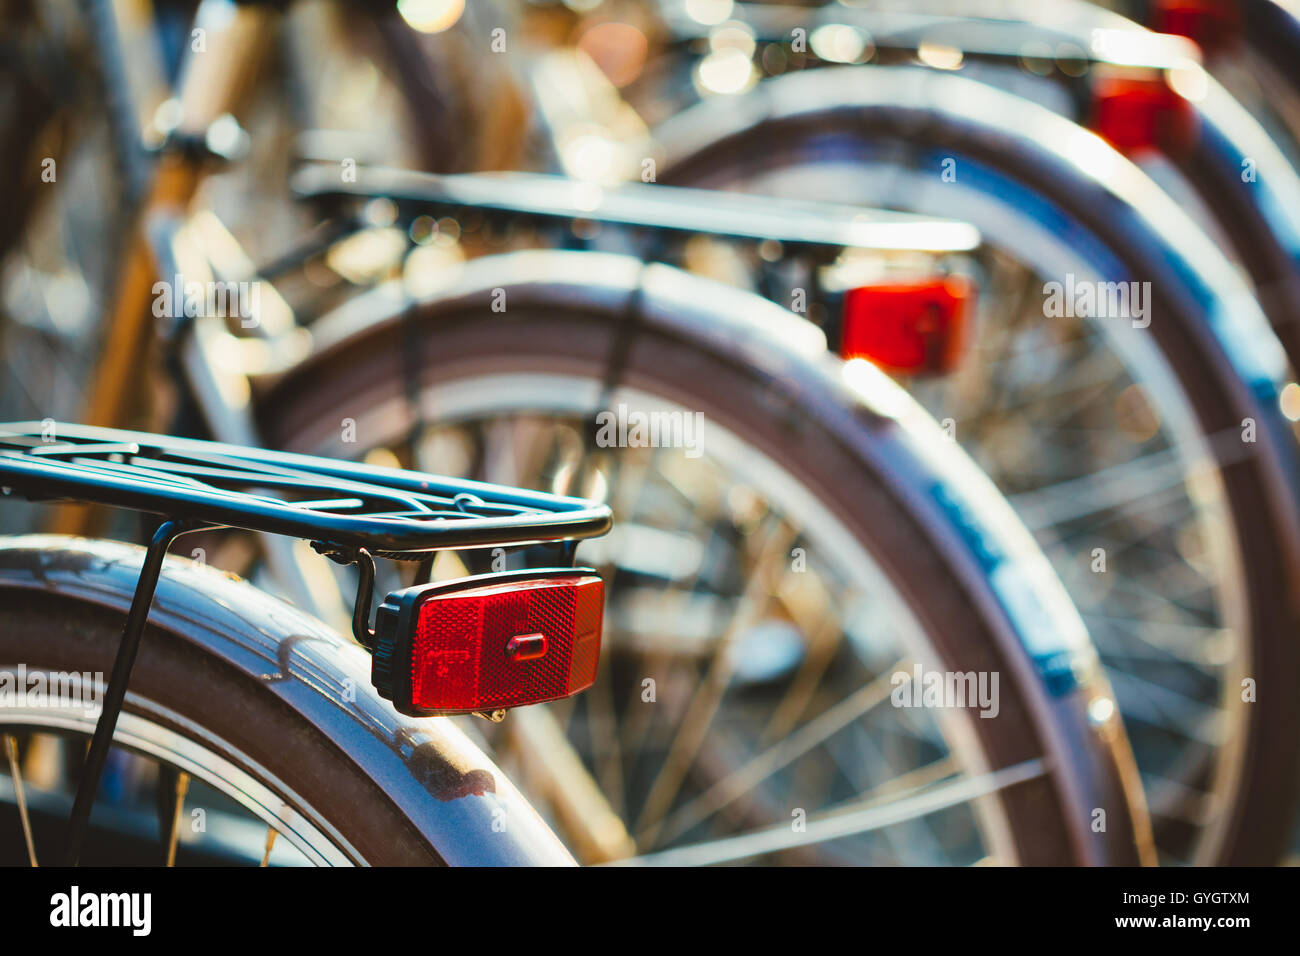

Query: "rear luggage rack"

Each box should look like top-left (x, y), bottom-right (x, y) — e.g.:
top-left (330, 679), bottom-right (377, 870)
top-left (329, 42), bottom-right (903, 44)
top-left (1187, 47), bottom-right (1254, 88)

top-left (0, 422), bottom-right (611, 554)
top-left (290, 164), bottom-right (981, 256)
top-left (0, 422), bottom-right (612, 864)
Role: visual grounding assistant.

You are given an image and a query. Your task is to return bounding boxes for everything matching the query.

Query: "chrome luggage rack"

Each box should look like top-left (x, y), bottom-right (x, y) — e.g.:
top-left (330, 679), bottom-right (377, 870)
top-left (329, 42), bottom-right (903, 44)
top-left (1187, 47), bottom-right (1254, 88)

top-left (0, 422), bottom-right (612, 864)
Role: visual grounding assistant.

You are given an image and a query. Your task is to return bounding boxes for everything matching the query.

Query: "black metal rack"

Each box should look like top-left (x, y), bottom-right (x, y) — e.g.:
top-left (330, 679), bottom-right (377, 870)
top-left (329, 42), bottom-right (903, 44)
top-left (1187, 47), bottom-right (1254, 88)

top-left (0, 422), bottom-right (611, 554)
top-left (0, 422), bottom-right (612, 864)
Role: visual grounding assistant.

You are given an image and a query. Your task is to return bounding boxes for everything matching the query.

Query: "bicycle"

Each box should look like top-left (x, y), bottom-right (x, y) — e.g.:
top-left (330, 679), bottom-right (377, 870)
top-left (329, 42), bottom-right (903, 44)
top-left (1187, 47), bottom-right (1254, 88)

top-left (642, 0), bottom-right (1300, 366)
top-left (0, 421), bottom-right (611, 865)
top-left (207, 0), bottom-right (1300, 862)
top-left (270, 6), bottom-right (1300, 862)
top-left (632, 30), bottom-right (1300, 864)
top-left (4, 0), bottom-right (1159, 866)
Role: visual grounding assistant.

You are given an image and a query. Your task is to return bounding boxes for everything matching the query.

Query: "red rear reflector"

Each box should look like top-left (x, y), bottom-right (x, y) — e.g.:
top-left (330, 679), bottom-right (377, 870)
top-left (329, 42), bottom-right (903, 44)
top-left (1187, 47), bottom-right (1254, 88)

top-left (370, 571), bottom-right (603, 716)
top-left (1088, 72), bottom-right (1198, 154)
top-left (840, 276), bottom-right (973, 375)
top-left (1148, 1), bottom-right (1241, 58)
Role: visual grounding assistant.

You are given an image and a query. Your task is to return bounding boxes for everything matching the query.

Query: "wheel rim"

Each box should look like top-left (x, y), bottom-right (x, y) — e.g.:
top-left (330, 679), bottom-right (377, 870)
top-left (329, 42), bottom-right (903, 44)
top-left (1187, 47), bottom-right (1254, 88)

top-left (1, 677), bottom-right (353, 866)
top-left (669, 143), bottom-right (1251, 864)
top-left (292, 370), bottom-right (1081, 865)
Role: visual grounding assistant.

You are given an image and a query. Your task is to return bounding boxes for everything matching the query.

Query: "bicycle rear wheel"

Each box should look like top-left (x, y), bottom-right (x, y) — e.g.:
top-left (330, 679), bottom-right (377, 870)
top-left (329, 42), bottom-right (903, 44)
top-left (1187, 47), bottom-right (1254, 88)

top-left (0, 536), bottom-right (573, 866)
top-left (654, 64), bottom-right (1300, 864)
top-left (258, 253), bottom-right (1151, 865)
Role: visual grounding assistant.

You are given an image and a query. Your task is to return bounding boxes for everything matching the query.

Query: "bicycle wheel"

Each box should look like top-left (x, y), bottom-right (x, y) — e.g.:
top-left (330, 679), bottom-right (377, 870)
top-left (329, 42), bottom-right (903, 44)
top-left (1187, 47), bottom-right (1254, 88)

top-left (653, 65), bottom-right (1300, 864)
top-left (257, 250), bottom-right (1151, 865)
top-left (0, 535), bottom-right (574, 866)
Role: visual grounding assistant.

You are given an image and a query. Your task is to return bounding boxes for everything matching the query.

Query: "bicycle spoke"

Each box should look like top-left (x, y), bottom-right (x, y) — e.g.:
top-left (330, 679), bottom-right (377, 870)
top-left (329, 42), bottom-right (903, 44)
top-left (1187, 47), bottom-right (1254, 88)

top-left (617, 759), bottom-right (1047, 867)
top-left (1007, 446), bottom-right (1200, 532)
top-left (506, 706), bottom-right (636, 862)
top-left (757, 580), bottom-right (842, 746)
top-left (614, 522), bottom-right (729, 777)
top-left (580, 446), bottom-right (655, 817)
top-left (163, 770), bottom-right (190, 867)
top-left (3, 734), bottom-right (38, 867)
top-left (826, 733), bottom-right (957, 864)
top-left (1104, 670), bottom-right (1222, 743)
top-left (632, 516), bottom-right (798, 847)
top-left (654, 660), bottom-right (906, 845)
top-left (260, 826), bottom-right (278, 867)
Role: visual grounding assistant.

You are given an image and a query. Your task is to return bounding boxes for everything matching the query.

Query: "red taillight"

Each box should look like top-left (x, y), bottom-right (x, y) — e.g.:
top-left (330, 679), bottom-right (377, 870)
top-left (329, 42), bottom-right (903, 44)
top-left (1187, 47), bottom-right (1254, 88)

top-left (1148, 1), bottom-right (1241, 58)
top-left (1088, 72), bottom-right (1198, 154)
top-left (840, 276), bottom-right (973, 375)
top-left (371, 571), bottom-right (603, 716)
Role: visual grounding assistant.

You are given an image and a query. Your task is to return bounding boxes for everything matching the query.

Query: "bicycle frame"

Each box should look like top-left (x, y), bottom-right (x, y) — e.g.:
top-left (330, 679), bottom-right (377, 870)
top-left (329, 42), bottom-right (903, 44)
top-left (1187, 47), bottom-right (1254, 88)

top-left (5, 0), bottom-right (1190, 868)
top-left (49, 0), bottom-right (1300, 463)
top-left (47, 0), bottom-right (271, 532)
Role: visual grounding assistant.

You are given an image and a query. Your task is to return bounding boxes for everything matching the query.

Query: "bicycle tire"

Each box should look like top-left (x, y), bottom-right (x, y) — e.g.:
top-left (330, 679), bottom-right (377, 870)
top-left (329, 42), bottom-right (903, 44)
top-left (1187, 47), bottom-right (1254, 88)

top-left (257, 250), bottom-right (1152, 865)
top-left (652, 64), bottom-right (1300, 864)
top-left (0, 535), bottom-right (576, 866)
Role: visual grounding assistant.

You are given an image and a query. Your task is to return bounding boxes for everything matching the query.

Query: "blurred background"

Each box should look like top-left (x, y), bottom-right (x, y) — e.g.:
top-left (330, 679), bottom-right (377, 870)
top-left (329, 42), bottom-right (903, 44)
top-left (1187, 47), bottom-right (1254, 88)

top-left (4, 0), bottom-right (1300, 866)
